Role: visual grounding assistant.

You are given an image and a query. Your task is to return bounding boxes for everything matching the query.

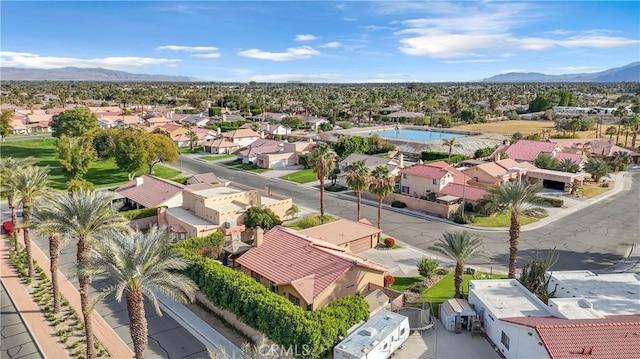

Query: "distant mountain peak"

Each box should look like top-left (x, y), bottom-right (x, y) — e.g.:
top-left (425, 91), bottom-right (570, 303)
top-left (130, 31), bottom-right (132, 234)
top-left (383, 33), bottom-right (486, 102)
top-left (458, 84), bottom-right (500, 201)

top-left (483, 62), bottom-right (640, 83)
top-left (0, 67), bottom-right (193, 82)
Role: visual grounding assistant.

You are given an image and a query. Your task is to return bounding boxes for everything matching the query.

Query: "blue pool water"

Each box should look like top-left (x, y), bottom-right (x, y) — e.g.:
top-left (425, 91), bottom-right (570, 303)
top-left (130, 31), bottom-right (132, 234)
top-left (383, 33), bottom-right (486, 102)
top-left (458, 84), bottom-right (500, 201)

top-left (372, 129), bottom-right (466, 141)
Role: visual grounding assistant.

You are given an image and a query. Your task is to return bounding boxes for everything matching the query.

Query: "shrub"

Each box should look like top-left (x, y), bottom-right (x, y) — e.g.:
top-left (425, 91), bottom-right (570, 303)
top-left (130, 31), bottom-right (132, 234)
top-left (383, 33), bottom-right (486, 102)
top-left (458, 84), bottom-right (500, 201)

top-left (540, 197), bottom-right (564, 208)
top-left (417, 257), bottom-right (439, 279)
top-left (407, 282), bottom-right (428, 293)
top-left (391, 200), bottom-right (407, 208)
top-left (452, 213), bottom-right (470, 224)
top-left (436, 268), bottom-right (449, 275)
top-left (121, 207), bottom-right (158, 220)
top-left (601, 181), bottom-right (610, 188)
top-left (384, 275), bottom-right (396, 287)
top-left (384, 237), bottom-right (396, 248)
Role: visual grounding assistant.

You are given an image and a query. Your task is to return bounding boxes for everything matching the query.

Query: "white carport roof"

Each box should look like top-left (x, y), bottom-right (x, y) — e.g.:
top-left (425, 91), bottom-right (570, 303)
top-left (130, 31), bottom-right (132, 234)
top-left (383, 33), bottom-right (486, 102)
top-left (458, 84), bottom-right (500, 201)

top-left (527, 169), bottom-right (584, 182)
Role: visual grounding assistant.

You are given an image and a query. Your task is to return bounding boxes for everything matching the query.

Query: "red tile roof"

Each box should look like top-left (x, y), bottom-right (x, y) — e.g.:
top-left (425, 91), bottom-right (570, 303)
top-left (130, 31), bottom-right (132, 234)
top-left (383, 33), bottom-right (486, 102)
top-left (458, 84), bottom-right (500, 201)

top-left (236, 226), bottom-right (387, 302)
top-left (401, 161), bottom-right (469, 184)
top-left (439, 183), bottom-right (489, 201)
top-left (501, 315), bottom-right (640, 359)
top-left (206, 138), bottom-right (238, 148)
top-left (188, 173), bottom-right (220, 185)
top-left (504, 140), bottom-right (558, 162)
top-left (554, 152), bottom-right (585, 165)
top-left (298, 219), bottom-right (381, 246)
top-left (224, 128), bottom-right (260, 139)
top-left (116, 175), bottom-right (184, 208)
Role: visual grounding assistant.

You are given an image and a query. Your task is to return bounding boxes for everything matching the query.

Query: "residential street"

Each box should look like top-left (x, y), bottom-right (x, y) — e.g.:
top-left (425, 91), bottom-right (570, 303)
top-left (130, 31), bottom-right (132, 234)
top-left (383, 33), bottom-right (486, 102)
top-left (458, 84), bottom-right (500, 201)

top-left (181, 155), bottom-right (640, 272)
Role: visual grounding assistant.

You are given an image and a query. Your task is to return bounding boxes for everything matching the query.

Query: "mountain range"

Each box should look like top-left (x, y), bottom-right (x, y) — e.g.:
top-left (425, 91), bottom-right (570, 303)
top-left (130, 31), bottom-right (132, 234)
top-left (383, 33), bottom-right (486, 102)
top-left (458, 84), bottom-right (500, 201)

top-left (0, 67), bottom-right (193, 82)
top-left (483, 62), bottom-right (640, 83)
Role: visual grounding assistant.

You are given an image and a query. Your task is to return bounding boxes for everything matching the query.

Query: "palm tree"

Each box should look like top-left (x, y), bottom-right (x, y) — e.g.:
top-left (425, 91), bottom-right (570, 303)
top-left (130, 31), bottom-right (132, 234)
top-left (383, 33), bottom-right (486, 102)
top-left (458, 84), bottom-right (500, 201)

top-left (483, 182), bottom-right (546, 278)
top-left (186, 129), bottom-right (198, 152)
top-left (442, 138), bottom-right (456, 161)
top-left (369, 165), bottom-right (395, 230)
top-left (613, 105), bottom-right (627, 144)
top-left (556, 159), bottom-right (580, 173)
top-left (345, 160), bottom-right (370, 221)
top-left (429, 231), bottom-right (486, 298)
top-left (309, 143), bottom-right (337, 216)
top-left (36, 190), bottom-right (128, 359)
top-left (611, 151), bottom-right (632, 172)
top-left (605, 126), bottom-right (617, 140)
top-left (14, 165), bottom-right (50, 278)
top-left (85, 226), bottom-right (197, 359)
top-left (0, 157), bottom-right (37, 251)
top-left (533, 153), bottom-right (559, 170)
top-left (583, 158), bottom-right (611, 182)
top-left (626, 113), bottom-right (640, 149)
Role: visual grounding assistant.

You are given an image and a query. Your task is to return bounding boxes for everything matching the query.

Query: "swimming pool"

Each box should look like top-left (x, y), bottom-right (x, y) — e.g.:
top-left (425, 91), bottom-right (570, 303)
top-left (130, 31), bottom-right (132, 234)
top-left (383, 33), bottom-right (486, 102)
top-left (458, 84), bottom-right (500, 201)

top-left (372, 129), bottom-right (466, 141)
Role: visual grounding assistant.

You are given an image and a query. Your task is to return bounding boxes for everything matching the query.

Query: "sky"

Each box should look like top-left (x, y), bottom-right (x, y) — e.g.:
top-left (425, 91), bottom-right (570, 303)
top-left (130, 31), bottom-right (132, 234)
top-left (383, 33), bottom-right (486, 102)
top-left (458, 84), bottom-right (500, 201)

top-left (1, 1), bottom-right (639, 82)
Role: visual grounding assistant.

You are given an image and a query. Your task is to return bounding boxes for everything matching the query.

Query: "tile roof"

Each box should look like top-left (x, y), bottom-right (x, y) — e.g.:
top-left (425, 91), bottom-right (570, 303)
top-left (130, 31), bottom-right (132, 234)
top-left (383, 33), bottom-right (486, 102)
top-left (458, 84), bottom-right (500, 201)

top-left (298, 219), bottom-right (381, 246)
top-left (501, 315), bottom-right (640, 359)
top-left (472, 162), bottom-right (511, 178)
top-left (116, 175), bottom-right (184, 208)
top-left (188, 173), bottom-right (220, 185)
top-left (236, 226), bottom-right (387, 302)
top-left (425, 161), bottom-right (470, 184)
top-left (238, 139), bottom-right (285, 157)
top-left (224, 128), bottom-right (260, 139)
top-left (494, 158), bottom-right (529, 170)
top-left (401, 164), bottom-right (450, 179)
top-left (439, 183), bottom-right (489, 201)
top-left (205, 138), bottom-right (238, 148)
top-left (554, 152), bottom-right (586, 164)
top-left (504, 140), bottom-right (558, 162)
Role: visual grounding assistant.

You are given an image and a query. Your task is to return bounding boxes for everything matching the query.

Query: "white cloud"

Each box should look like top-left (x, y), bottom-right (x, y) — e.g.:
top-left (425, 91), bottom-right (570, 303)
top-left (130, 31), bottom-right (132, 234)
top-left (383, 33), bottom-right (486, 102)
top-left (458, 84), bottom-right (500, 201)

top-left (320, 42), bottom-right (342, 49)
top-left (343, 17), bottom-right (357, 22)
top-left (156, 45), bottom-right (218, 52)
top-left (191, 53), bottom-right (221, 59)
top-left (394, 2), bottom-right (639, 58)
top-left (0, 51), bottom-right (181, 69)
top-left (361, 25), bottom-right (395, 32)
top-left (443, 59), bottom-right (504, 64)
top-left (237, 46), bottom-right (320, 61)
top-left (295, 34), bottom-right (318, 42)
top-left (248, 73), bottom-right (341, 82)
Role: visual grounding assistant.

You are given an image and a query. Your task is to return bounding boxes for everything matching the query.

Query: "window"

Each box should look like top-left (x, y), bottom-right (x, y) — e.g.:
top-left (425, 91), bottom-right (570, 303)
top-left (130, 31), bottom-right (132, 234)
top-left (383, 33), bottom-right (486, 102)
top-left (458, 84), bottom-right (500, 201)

top-left (288, 294), bottom-right (301, 306)
top-left (269, 282), bottom-right (277, 293)
top-left (432, 179), bottom-right (438, 185)
top-left (402, 174), bottom-right (408, 179)
top-left (400, 328), bottom-right (406, 335)
top-left (383, 343), bottom-right (388, 350)
top-left (501, 331), bottom-right (510, 350)
top-left (306, 304), bottom-right (312, 311)
top-left (250, 271), bottom-right (261, 282)
top-left (401, 186), bottom-right (410, 194)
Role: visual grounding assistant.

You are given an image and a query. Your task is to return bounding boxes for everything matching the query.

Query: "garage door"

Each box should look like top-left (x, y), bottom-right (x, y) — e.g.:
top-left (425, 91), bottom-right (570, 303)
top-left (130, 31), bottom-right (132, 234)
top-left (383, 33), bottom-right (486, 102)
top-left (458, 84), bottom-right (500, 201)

top-left (272, 160), bottom-right (285, 168)
top-left (288, 158), bottom-right (296, 166)
top-left (349, 237), bottom-right (373, 253)
top-left (542, 179), bottom-right (566, 191)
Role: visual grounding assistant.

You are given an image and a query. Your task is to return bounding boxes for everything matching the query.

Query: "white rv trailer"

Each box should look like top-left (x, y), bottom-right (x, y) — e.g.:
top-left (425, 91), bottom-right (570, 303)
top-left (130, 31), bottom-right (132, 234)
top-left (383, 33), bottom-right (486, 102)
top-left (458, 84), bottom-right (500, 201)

top-left (333, 310), bottom-right (410, 359)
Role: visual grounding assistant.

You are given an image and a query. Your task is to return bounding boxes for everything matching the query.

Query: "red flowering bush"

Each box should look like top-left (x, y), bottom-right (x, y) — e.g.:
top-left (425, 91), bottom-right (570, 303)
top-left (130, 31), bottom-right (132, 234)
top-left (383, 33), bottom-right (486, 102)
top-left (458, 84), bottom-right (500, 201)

top-left (384, 237), bottom-right (395, 248)
top-left (384, 274), bottom-right (396, 287)
top-left (2, 221), bottom-right (14, 235)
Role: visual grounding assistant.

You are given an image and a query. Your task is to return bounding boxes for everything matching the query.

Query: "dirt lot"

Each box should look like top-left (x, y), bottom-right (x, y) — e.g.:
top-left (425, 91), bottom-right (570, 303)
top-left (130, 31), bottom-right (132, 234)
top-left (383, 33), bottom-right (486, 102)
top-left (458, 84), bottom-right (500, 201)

top-left (185, 301), bottom-right (251, 348)
top-left (456, 120), bottom-right (596, 139)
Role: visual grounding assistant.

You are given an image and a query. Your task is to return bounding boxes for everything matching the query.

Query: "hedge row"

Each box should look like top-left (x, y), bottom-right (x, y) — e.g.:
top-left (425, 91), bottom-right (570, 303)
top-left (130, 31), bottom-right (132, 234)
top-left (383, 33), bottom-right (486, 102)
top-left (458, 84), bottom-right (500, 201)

top-left (420, 151), bottom-right (469, 164)
top-left (121, 207), bottom-right (158, 220)
top-left (540, 197), bottom-right (564, 208)
top-left (174, 240), bottom-right (369, 358)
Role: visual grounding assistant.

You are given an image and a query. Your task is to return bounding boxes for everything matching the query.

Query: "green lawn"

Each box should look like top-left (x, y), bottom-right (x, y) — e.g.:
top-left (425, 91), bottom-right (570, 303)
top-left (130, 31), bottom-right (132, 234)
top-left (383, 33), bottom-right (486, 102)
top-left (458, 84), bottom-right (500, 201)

top-left (580, 182), bottom-right (611, 198)
top-left (423, 271), bottom-right (507, 304)
top-left (390, 276), bottom-right (424, 292)
top-left (471, 213), bottom-right (541, 227)
top-left (279, 168), bottom-right (317, 184)
top-left (223, 161), bottom-right (269, 173)
top-left (201, 154), bottom-right (236, 161)
top-left (179, 146), bottom-right (203, 154)
top-left (1, 138), bottom-right (183, 189)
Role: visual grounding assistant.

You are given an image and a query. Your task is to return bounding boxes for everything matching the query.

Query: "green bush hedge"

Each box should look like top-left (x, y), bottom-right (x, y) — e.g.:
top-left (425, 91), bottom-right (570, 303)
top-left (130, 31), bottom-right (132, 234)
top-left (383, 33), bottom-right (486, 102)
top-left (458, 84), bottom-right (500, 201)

top-left (121, 207), bottom-right (158, 220)
top-left (420, 151), bottom-right (470, 164)
top-left (540, 197), bottom-right (564, 208)
top-left (391, 200), bottom-right (407, 208)
top-left (174, 239), bottom-right (369, 358)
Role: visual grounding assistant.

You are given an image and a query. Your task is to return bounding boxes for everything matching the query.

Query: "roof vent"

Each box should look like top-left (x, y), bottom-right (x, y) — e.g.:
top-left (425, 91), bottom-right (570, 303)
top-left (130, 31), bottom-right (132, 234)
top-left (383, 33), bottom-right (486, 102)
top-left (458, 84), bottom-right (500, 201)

top-left (364, 327), bottom-right (377, 336)
top-left (578, 299), bottom-right (593, 309)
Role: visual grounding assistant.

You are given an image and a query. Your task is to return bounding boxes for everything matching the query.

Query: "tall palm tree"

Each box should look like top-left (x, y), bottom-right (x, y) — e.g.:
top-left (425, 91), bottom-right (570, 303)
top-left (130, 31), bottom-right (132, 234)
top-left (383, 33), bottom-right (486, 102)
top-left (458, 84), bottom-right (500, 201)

top-left (186, 129), bottom-right (198, 152)
top-left (613, 105), bottom-right (627, 144)
top-left (14, 165), bottom-right (50, 278)
top-left (369, 165), bottom-right (395, 230)
top-left (442, 138), bottom-right (456, 161)
top-left (33, 200), bottom-right (66, 313)
top-left (0, 157), bottom-right (37, 251)
top-left (85, 226), bottom-right (197, 359)
top-left (429, 231), bottom-right (486, 298)
top-left (345, 160), bottom-right (370, 221)
top-left (605, 126), bottom-right (617, 140)
top-left (36, 190), bottom-right (128, 359)
top-left (309, 143), bottom-right (336, 216)
top-left (483, 182), bottom-right (546, 279)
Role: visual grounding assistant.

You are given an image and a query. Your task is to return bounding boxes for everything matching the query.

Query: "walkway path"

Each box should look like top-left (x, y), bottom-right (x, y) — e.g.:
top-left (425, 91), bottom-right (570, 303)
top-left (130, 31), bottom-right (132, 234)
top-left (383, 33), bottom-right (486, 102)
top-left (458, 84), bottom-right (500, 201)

top-left (0, 281), bottom-right (43, 359)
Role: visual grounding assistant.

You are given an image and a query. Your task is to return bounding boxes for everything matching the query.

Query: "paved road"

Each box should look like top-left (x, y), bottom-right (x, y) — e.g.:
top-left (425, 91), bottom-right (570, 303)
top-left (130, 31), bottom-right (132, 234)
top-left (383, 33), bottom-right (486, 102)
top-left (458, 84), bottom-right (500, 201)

top-left (0, 282), bottom-right (43, 359)
top-left (182, 156), bottom-right (640, 272)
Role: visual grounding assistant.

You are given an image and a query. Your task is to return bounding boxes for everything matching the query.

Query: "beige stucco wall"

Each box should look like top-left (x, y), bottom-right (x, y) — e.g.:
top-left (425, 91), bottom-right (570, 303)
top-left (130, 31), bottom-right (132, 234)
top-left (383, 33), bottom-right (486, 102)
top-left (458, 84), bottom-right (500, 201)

top-left (363, 192), bottom-right (457, 219)
top-left (400, 172), bottom-right (453, 197)
top-left (165, 213), bottom-right (220, 239)
top-left (463, 167), bottom-right (503, 185)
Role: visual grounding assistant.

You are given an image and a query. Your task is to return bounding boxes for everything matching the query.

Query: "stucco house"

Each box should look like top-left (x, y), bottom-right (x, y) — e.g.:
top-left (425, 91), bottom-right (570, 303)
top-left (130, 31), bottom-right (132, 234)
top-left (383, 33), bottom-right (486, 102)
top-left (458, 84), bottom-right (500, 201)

top-left (223, 128), bottom-right (261, 147)
top-left (399, 161), bottom-right (468, 198)
top-left (491, 140), bottom-right (561, 162)
top-left (202, 137), bottom-right (240, 154)
top-left (144, 117), bottom-right (173, 128)
top-left (302, 116), bottom-right (329, 130)
top-left (239, 139), bottom-right (314, 168)
top-left (297, 218), bottom-right (381, 253)
top-left (116, 175), bottom-right (185, 209)
top-left (236, 225), bottom-right (388, 310)
top-left (337, 153), bottom-right (404, 188)
top-left (462, 159), bottom-right (534, 186)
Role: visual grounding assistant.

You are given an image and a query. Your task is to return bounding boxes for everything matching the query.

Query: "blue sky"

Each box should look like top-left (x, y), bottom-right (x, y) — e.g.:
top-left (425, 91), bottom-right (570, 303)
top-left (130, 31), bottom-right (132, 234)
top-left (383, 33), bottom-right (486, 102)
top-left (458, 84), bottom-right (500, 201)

top-left (1, 1), bottom-right (639, 82)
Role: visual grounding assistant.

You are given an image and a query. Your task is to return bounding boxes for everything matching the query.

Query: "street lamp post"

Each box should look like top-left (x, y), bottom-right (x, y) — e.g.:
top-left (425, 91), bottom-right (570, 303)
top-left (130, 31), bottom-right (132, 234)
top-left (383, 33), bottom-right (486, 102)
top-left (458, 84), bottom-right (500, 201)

top-left (461, 178), bottom-right (467, 217)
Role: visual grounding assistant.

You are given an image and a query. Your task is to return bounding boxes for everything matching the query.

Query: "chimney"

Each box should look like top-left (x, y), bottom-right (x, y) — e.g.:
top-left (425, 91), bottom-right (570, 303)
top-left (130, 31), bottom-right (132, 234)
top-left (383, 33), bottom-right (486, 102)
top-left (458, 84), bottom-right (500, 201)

top-left (135, 176), bottom-right (144, 186)
top-left (253, 227), bottom-right (264, 247)
top-left (399, 153), bottom-right (404, 168)
top-left (261, 131), bottom-right (265, 139)
top-left (222, 113), bottom-right (227, 122)
top-left (264, 186), bottom-right (270, 196)
top-left (217, 127), bottom-right (221, 136)
top-left (266, 123), bottom-right (271, 132)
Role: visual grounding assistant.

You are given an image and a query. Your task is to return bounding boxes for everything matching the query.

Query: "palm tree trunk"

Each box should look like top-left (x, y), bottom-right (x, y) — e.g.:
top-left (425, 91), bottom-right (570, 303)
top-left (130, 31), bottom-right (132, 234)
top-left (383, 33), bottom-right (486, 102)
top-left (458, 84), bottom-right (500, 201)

top-left (319, 179), bottom-right (325, 216)
top-left (356, 191), bottom-right (362, 221)
top-left (78, 238), bottom-right (97, 359)
top-left (624, 132), bottom-right (629, 147)
top-left (508, 213), bottom-right (520, 279)
top-left (616, 123), bottom-right (621, 144)
top-left (126, 289), bottom-right (148, 359)
top-left (8, 196), bottom-right (19, 251)
top-left (632, 131), bottom-right (637, 149)
top-left (377, 197), bottom-right (382, 229)
top-left (454, 262), bottom-right (464, 299)
top-left (23, 205), bottom-right (34, 278)
top-left (49, 234), bottom-right (61, 313)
